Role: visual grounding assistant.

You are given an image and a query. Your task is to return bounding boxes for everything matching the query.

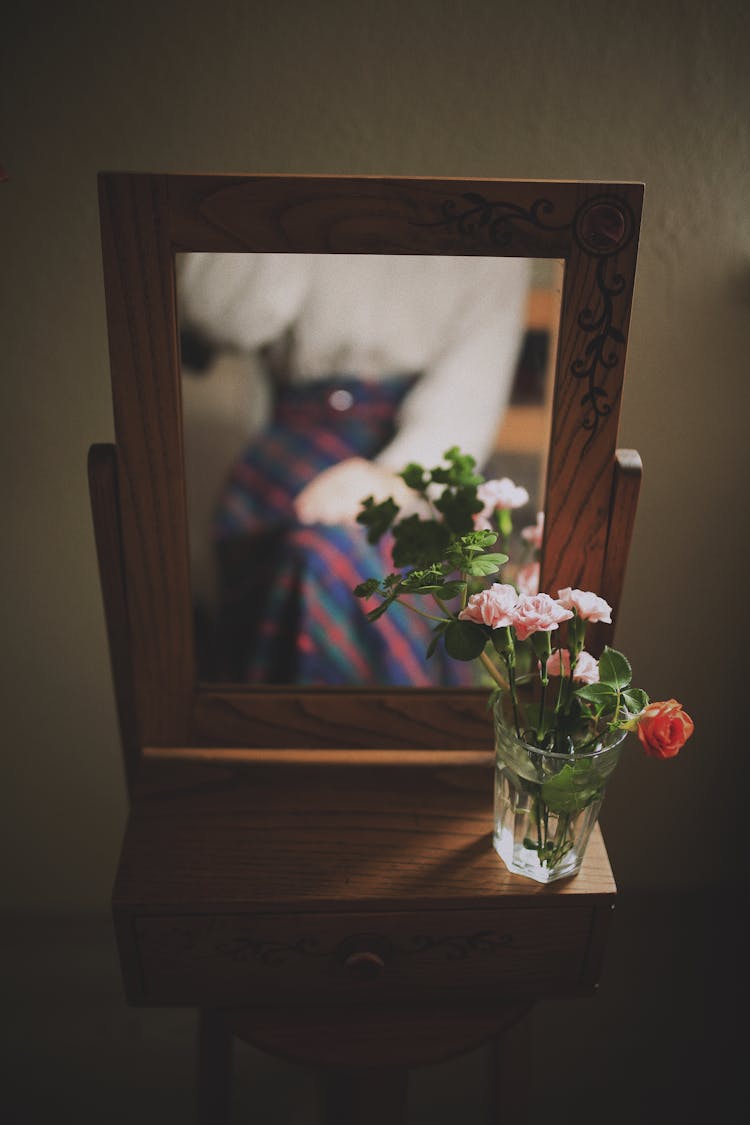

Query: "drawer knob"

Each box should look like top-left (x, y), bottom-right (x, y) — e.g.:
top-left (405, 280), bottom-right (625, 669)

top-left (343, 950), bottom-right (385, 982)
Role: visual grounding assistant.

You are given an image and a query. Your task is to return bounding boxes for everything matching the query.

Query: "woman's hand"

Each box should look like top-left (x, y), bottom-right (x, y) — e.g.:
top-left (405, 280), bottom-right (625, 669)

top-left (294, 457), bottom-right (415, 526)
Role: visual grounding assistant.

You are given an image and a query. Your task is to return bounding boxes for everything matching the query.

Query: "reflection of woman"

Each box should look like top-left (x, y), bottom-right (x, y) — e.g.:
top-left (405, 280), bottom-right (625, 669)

top-left (179, 252), bottom-right (530, 685)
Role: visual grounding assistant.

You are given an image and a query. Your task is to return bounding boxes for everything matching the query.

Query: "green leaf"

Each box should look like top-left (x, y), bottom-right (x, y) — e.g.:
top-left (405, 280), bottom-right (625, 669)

top-left (353, 578), bottom-right (380, 599)
top-left (575, 680), bottom-right (619, 723)
top-left (444, 531), bottom-right (499, 571)
top-left (541, 763), bottom-right (604, 814)
top-left (431, 446), bottom-right (482, 486)
top-left (363, 590), bottom-right (401, 623)
top-left (444, 620), bottom-right (488, 661)
top-left (400, 564), bottom-right (444, 592)
top-left (356, 496), bottom-right (400, 543)
top-left (365, 600), bottom-right (392, 622)
top-left (433, 485), bottom-right (484, 536)
top-left (391, 516), bottom-right (450, 568)
top-left (576, 682), bottom-right (618, 705)
top-left (598, 647), bottom-right (632, 690)
top-left (400, 462), bottom-right (427, 490)
top-left (438, 580), bottom-right (466, 601)
top-left (426, 619), bottom-right (450, 660)
top-left (490, 626), bottom-right (513, 655)
top-left (465, 552), bottom-right (509, 576)
top-left (459, 530), bottom-right (499, 550)
top-left (622, 688), bottom-right (649, 715)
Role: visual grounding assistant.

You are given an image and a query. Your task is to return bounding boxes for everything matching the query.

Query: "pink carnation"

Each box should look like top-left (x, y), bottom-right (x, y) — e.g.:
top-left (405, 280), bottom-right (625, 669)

top-left (475, 478), bottom-right (530, 531)
top-left (516, 561), bottom-right (539, 596)
top-left (458, 583), bottom-right (519, 629)
top-left (572, 650), bottom-right (600, 684)
top-left (544, 648), bottom-right (600, 684)
top-left (546, 648), bottom-right (571, 677)
top-left (511, 593), bottom-right (574, 642)
top-left (521, 511), bottom-right (544, 551)
top-left (557, 587), bottom-right (613, 624)
top-left (477, 477), bottom-right (529, 513)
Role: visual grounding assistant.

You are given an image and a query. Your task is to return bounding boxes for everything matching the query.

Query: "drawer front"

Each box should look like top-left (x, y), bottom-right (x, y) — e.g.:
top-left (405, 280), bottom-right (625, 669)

top-left (127, 906), bottom-right (596, 1004)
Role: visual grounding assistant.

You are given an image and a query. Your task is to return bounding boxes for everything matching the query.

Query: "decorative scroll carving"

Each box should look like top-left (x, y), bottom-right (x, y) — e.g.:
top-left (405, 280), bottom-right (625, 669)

top-left (418, 193), bottom-right (570, 247)
top-left (572, 255), bottom-right (628, 450)
top-left (212, 927), bottom-right (513, 966)
top-left (394, 929), bottom-right (513, 959)
top-left (215, 936), bottom-right (330, 966)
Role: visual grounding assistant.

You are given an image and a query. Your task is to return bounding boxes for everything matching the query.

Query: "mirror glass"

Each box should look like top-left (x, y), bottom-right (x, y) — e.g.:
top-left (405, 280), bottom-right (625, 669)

top-left (177, 252), bottom-right (563, 688)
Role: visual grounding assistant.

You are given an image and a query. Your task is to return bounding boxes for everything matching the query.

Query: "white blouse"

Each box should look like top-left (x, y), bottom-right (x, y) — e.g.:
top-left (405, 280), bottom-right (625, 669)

top-left (178, 251), bottom-right (530, 472)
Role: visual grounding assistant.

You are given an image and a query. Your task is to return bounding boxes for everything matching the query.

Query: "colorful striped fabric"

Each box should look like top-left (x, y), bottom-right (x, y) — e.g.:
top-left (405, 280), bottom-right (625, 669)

top-left (212, 376), bottom-right (473, 687)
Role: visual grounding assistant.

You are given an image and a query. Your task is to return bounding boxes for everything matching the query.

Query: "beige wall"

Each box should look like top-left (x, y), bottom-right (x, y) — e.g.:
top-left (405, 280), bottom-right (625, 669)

top-left (2, 0), bottom-right (748, 911)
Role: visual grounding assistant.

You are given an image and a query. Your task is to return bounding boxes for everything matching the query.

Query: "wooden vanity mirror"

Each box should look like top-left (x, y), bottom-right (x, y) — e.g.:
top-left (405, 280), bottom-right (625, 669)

top-left (97, 173), bottom-right (643, 759)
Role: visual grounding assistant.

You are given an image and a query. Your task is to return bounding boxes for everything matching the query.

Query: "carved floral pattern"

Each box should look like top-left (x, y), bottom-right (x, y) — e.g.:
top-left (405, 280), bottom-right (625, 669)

top-left (211, 928), bottom-right (513, 966)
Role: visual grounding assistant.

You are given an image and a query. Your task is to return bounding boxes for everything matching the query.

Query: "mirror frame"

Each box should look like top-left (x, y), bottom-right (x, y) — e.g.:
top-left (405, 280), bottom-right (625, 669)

top-left (98, 173), bottom-right (642, 755)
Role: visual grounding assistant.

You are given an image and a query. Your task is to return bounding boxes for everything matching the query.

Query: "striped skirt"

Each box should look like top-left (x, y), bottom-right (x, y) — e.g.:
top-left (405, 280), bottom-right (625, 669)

top-left (211, 376), bottom-right (472, 687)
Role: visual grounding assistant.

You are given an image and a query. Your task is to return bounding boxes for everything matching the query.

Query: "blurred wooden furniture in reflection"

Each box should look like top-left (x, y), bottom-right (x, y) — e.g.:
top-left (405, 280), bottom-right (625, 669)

top-left (496, 276), bottom-right (561, 456)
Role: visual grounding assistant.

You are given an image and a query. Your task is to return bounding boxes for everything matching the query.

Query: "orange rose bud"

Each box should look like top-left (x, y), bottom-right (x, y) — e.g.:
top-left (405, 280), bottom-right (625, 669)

top-left (636, 699), bottom-right (694, 759)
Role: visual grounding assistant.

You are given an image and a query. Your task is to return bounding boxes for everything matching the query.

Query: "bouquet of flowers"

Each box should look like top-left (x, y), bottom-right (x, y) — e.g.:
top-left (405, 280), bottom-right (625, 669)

top-left (354, 447), bottom-right (694, 881)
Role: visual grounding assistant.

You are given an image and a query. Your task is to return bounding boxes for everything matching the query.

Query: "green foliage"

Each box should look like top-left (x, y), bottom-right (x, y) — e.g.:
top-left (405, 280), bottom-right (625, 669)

top-left (391, 515), bottom-right (451, 569)
top-left (491, 627), bottom-right (513, 656)
top-left (349, 444), bottom-right (681, 882)
top-left (364, 597), bottom-right (397, 623)
top-left (352, 449), bottom-right (509, 661)
top-left (438, 580), bottom-right (467, 601)
top-left (574, 648), bottom-right (645, 729)
top-left (576, 682), bottom-right (618, 710)
top-left (598, 647), bottom-right (632, 690)
top-left (360, 448), bottom-right (489, 565)
top-left (353, 578), bottom-right (381, 599)
top-left (352, 448), bottom-right (651, 772)
top-left (400, 462), bottom-right (428, 490)
top-left (426, 619), bottom-right (451, 659)
top-left (399, 564), bottom-right (447, 593)
top-left (622, 687), bottom-right (649, 715)
top-left (444, 531), bottom-right (507, 576)
top-left (541, 762), bottom-right (604, 814)
top-left (464, 552), bottom-right (508, 577)
top-left (356, 495), bottom-right (400, 544)
top-left (444, 620), bottom-right (488, 661)
top-left (433, 486), bottom-right (484, 535)
top-left (430, 446), bottom-right (483, 487)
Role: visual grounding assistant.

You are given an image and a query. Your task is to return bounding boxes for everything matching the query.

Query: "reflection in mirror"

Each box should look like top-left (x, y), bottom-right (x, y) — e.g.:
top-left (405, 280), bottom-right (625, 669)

top-left (177, 253), bottom-right (562, 688)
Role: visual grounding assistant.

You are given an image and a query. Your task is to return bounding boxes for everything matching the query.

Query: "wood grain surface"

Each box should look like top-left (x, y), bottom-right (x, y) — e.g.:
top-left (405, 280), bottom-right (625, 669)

top-left (115, 761), bottom-right (616, 912)
top-left (113, 763), bottom-right (615, 1011)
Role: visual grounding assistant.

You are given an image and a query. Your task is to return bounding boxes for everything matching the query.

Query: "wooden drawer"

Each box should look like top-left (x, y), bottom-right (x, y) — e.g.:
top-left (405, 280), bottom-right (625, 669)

top-left (121, 904), bottom-right (601, 1006)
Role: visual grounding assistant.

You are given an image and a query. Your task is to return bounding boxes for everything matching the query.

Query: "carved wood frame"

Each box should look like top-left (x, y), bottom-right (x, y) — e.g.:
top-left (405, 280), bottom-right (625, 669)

top-left (97, 173), bottom-right (643, 754)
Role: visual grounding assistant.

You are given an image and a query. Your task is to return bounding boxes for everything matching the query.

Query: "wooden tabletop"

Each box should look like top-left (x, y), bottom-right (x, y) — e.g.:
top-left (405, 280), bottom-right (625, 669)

top-left (114, 760), bottom-right (616, 915)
